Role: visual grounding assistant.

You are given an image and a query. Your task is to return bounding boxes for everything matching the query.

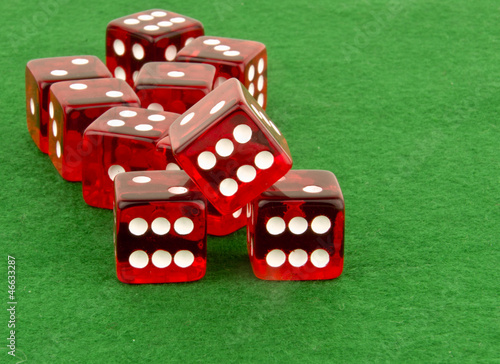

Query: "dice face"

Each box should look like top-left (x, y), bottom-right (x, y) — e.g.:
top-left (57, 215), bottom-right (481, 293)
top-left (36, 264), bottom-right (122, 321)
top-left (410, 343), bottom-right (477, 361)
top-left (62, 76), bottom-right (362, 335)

top-left (49, 78), bottom-right (140, 181)
top-left (207, 204), bottom-right (246, 236)
top-left (82, 107), bottom-right (179, 209)
top-left (247, 170), bottom-right (345, 281)
top-left (134, 62), bottom-right (216, 114)
top-left (164, 78), bottom-right (292, 215)
top-left (176, 36), bottom-right (268, 109)
top-left (25, 56), bottom-right (112, 153)
top-left (114, 170), bottom-right (207, 284)
top-left (106, 9), bottom-right (204, 86)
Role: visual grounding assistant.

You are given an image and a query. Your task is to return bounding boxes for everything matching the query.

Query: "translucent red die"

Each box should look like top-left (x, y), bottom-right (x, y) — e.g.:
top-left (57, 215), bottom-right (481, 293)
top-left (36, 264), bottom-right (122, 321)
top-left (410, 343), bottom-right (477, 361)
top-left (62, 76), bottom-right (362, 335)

top-left (162, 78), bottom-right (292, 215)
top-left (25, 56), bottom-right (112, 153)
top-left (176, 36), bottom-right (268, 109)
top-left (106, 9), bottom-right (204, 86)
top-left (82, 107), bottom-right (179, 209)
top-left (114, 170), bottom-right (207, 284)
top-left (207, 204), bottom-right (246, 236)
top-left (134, 62), bottom-right (216, 114)
top-left (247, 170), bottom-right (345, 281)
top-left (49, 78), bottom-right (140, 181)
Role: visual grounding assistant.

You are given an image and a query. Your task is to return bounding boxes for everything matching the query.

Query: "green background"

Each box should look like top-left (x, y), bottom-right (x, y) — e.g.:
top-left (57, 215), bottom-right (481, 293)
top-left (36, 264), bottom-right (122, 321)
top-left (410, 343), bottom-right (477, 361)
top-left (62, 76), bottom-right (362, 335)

top-left (1, 0), bottom-right (498, 362)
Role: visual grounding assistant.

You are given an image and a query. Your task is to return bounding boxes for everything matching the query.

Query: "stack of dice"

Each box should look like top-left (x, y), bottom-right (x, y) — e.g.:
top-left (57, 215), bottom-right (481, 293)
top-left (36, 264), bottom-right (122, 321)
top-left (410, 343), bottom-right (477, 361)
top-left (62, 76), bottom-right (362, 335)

top-left (25, 9), bottom-right (345, 283)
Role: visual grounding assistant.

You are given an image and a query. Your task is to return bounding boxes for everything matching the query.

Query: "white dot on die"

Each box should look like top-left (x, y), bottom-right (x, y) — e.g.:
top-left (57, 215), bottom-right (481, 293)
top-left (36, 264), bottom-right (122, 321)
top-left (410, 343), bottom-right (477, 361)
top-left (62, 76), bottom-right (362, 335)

top-left (266, 249), bottom-right (286, 268)
top-left (233, 208), bottom-right (242, 218)
top-left (215, 138), bottom-right (234, 157)
top-left (151, 250), bottom-right (172, 268)
top-left (165, 45), bottom-right (177, 61)
top-left (132, 71), bottom-right (139, 82)
top-left (166, 163), bottom-right (180, 171)
top-left (168, 71), bottom-right (185, 77)
top-left (151, 11), bottom-right (167, 17)
top-left (248, 65), bottom-right (255, 82)
top-left (236, 165), bottom-right (256, 183)
top-left (311, 249), bottom-right (330, 268)
top-left (30, 98), bottom-right (35, 115)
top-left (132, 43), bottom-right (145, 60)
top-left (52, 120), bottom-right (58, 137)
top-left (72, 58), bottom-right (89, 65)
top-left (257, 93), bottom-right (265, 107)
top-left (288, 216), bottom-right (308, 235)
top-left (51, 70), bottom-right (67, 76)
top-left (56, 141), bottom-right (61, 158)
top-left (168, 186), bottom-right (188, 195)
top-left (158, 21), bottom-right (173, 27)
top-left (174, 217), bottom-right (194, 235)
top-left (119, 110), bottom-right (137, 118)
top-left (214, 45), bottom-right (230, 51)
top-left (248, 83), bottom-right (255, 96)
top-left (129, 250), bottom-right (149, 269)
top-left (135, 124), bottom-right (153, 131)
top-left (107, 119), bottom-right (125, 127)
top-left (204, 39), bottom-right (221, 45)
top-left (289, 249), bottom-right (308, 267)
top-left (180, 112), bottom-right (195, 125)
top-left (223, 50), bottom-right (240, 57)
top-left (266, 217), bottom-right (285, 235)
top-left (132, 176), bottom-right (151, 183)
top-left (124, 18), bottom-right (140, 25)
top-left (113, 39), bottom-right (125, 56)
top-left (258, 58), bottom-right (265, 74)
top-left (210, 101), bottom-right (225, 114)
top-left (170, 17), bottom-right (185, 23)
top-left (49, 102), bottom-right (54, 119)
top-left (151, 217), bottom-right (170, 235)
top-left (254, 151), bottom-right (274, 170)
top-left (219, 178), bottom-right (238, 197)
top-left (174, 250), bottom-right (194, 268)
top-left (138, 14), bottom-right (154, 21)
top-left (197, 151), bottom-right (216, 170)
top-left (144, 25), bottom-right (159, 31)
top-left (147, 103), bottom-right (163, 111)
top-left (311, 216), bottom-right (331, 234)
top-left (148, 114), bottom-right (165, 121)
top-left (70, 83), bottom-right (87, 90)
top-left (303, 185), bottom-right (323, 193)
top-left (108, 165), bottom-right (125, 180)
top-left (185, 37), bottom-right (194, 46)
top-left (258, 75), bottom-right (264, 91)
top-left (233, 124), bottom-right (252, 144)
top-left (129, 217), bottom-right (148, 236)
top-left (106, 91), bottom-right (123, 98)
top-left (114, 66), bottom-right (126, 80)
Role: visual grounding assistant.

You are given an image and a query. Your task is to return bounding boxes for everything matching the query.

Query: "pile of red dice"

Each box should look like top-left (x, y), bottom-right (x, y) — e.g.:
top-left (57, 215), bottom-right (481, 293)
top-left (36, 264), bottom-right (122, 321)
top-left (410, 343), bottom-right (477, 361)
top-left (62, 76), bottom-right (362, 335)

top-left (25, 9), bottom-right (345, 283)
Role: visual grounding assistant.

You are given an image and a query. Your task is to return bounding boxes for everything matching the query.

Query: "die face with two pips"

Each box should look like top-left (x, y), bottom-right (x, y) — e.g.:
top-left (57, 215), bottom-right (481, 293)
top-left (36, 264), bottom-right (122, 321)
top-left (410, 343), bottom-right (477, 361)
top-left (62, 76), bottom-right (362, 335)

top-left (82, 107), bottom-right (180, 209)
top-left (114, 170), bottom-right (207, 284)
top-left (106, 9), bottom-right (204, 86)
top-left (247, 170), bottom-right (345, 281)
top-left (164, 78), bottom-right (292, 215)
top-left (25, 56), bottom-right (112, 153)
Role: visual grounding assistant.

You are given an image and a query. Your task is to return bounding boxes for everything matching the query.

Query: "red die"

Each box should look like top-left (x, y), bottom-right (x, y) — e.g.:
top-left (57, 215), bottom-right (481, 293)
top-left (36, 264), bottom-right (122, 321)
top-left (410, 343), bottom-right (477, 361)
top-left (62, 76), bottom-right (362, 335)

top-left (162, 78), bottom-right (292, 215)
top-left (49, 78), bottom-right (140, 181)
top-left (82, 107), bottom-right (179, 209)
top-left (134, 62), bottom-right (216, 114)
top-left (207, 204), bottom-right (246, 236)
top-left (106, 9), bottom-right (204, 86)
top-left (25, 56), bottom-right (112, 153)
top-left (114, 170), bottom-right (207, 284)
top-left (176, 36), bottom-right (268, 109)
top-left (247, 170), bottom-right (345, 281)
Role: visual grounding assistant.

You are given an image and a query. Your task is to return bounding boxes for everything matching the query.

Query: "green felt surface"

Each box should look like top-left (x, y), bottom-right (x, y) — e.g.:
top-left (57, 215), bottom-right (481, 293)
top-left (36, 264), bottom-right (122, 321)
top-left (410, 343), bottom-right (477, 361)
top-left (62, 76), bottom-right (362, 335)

top-left (1, 0), bottom-right (499, 362)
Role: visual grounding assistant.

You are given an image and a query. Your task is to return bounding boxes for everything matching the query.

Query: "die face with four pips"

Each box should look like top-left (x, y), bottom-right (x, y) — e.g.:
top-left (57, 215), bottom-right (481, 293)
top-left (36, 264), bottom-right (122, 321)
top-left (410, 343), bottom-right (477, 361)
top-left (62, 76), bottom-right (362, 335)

top-left (25, 56), bottom-right (112, 153)
top-left (106, 9), bottom-right (204, 86)
top-left (82, 107), bottom-right (180, 210)
top-left (247, 170), bottom-right (345, 281)
top-left (165, 78), bottom-right (292, 215)
top-left (114, 170), bottom-right (207, 284)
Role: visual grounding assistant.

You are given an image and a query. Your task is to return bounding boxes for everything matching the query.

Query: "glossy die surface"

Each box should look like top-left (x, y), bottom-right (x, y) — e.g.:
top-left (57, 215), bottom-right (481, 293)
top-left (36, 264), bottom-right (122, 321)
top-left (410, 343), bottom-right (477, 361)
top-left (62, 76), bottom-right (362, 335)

top-left (134, 62), bottom-right (216, 113)
top-left (247, 170), bottom-right (345, 281)
top-left (176, 36), bottom-right (268, 109)
top-left (25, 56), bottom-right (112, 153)
top-left (82, 107), bottom-right (179, 209)
top-left (106, 9), bottom-right (204, 86)
top-left (207, 204), bottom-right (246, 236)
top-left (164, 78), bottom-right (292, 215)
top-left (49, 78), bottom-right (140, 181)
top-left (114, 170), bottom-right (207, 284)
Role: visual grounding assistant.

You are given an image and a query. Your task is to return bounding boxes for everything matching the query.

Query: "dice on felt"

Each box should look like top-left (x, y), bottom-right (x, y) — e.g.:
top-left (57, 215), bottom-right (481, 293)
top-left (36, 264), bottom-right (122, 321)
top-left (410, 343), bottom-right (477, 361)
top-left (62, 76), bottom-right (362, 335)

top-left (49, 78), bottom-right (140, 181)
top-left (161, 78), bottom-right (292, 215)
top-left (114, 170), bottom-right (207, 284)
top-left (82, 107), bottom-right (179, 209)
top-left (176, 36), bottom-right (268, 109)
top-left (106, 9), bottom-right (204, 86)
top-left (247, 170), bottom-right (345, 281)
top-left (207, 204), bottom-right (246, 236)
top-left (25, 56), bottom-right (112, 153)
top-left (134, 62), bottom-right (216, 114)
